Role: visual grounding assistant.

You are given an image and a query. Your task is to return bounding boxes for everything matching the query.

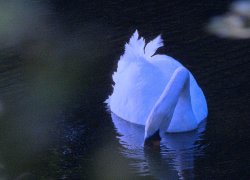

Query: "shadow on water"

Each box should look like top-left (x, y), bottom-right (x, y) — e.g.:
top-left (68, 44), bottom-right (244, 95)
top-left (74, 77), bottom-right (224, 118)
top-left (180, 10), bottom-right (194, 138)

top-left (111, 113), bottom-right (207, 179)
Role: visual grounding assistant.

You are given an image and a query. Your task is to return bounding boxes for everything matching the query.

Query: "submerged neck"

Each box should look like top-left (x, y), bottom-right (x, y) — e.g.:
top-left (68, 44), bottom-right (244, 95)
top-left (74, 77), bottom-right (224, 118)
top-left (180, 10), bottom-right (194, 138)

top-left (144, 67), bottom-right (191, 141)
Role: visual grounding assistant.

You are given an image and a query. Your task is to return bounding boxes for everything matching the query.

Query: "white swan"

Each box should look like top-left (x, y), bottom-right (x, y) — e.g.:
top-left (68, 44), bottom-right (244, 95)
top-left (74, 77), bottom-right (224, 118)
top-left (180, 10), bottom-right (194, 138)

top-left (107, 30), bottom-right (208, 141)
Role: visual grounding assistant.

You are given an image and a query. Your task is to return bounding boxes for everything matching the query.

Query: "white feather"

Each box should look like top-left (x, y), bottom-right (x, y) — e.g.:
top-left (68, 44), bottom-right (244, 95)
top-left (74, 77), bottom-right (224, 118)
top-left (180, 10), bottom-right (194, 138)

top-left (124, 30), bottom-right (145, 58)
top-left (144, 35), bottom-right (163, 58)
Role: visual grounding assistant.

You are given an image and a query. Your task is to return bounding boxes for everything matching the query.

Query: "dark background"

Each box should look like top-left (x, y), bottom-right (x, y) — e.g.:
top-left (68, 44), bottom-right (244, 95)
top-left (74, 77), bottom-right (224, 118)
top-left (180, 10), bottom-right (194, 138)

top-left (0, 0), bottom-right (249, 179)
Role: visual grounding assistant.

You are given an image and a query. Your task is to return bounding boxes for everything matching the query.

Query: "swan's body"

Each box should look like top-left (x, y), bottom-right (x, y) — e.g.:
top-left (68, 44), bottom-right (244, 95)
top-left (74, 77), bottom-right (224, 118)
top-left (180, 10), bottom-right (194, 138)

top-left (107, 31), bottom-right (208, 140)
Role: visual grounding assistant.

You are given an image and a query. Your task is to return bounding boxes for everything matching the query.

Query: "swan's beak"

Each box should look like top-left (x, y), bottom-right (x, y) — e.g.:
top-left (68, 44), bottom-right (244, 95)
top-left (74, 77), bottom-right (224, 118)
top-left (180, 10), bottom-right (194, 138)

top-left (144, 130), bottom-right (161, 147)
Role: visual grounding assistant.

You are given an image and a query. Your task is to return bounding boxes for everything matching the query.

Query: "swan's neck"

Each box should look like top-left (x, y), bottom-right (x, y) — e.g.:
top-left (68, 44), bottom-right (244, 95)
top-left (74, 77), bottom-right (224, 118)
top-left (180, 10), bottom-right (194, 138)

top-left (144, 67), bottom-right (192, 141)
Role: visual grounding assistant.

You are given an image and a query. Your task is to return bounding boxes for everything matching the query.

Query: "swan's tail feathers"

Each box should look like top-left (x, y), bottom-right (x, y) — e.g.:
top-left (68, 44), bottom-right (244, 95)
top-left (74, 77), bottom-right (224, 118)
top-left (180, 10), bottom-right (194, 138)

top-left (144, 35), bottom-right (164, 58)
top-left (125, 30), bottom-right (145, 58)
top-left (124, 30), bottom-right (164, 61)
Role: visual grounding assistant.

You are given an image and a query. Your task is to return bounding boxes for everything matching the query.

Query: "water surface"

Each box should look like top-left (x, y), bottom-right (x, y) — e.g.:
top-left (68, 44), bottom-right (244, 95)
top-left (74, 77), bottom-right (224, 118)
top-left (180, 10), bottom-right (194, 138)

top-left (0, 0), bottom-right (249, 179)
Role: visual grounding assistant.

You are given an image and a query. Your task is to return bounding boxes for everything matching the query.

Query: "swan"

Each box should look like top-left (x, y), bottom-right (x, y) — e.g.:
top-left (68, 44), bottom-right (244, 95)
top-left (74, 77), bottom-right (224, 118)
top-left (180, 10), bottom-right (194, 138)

top-left (107, 30), bottom-right (208, 143)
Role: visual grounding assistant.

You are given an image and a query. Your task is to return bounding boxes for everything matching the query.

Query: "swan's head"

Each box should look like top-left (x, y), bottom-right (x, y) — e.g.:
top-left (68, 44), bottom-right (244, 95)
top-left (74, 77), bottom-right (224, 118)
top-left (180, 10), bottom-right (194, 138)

top-left (144, 110), bottom-right (172, 148)
top-left (144, 107), bottom-right (172, 148)
top-left (144, 92), bottom-right (174, 147)
top-left (144, 129), bottom-right (161, 148)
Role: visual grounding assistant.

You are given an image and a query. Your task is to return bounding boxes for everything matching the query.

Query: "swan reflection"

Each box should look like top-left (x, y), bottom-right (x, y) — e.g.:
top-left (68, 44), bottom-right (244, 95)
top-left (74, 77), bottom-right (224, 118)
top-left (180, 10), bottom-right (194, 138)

top-left (111, 113), bottom-right (206, 179)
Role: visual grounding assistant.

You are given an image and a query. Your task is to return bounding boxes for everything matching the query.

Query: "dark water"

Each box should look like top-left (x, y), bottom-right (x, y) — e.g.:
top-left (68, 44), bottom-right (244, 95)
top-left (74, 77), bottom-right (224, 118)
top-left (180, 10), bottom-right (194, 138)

top-left (0, 0), bottom-right (249, 179)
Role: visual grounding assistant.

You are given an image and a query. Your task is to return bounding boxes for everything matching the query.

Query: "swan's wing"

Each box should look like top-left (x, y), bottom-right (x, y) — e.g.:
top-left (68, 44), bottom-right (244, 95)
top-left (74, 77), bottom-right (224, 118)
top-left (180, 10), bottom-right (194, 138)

top-left (189, 74), bottom-right (208, 123)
